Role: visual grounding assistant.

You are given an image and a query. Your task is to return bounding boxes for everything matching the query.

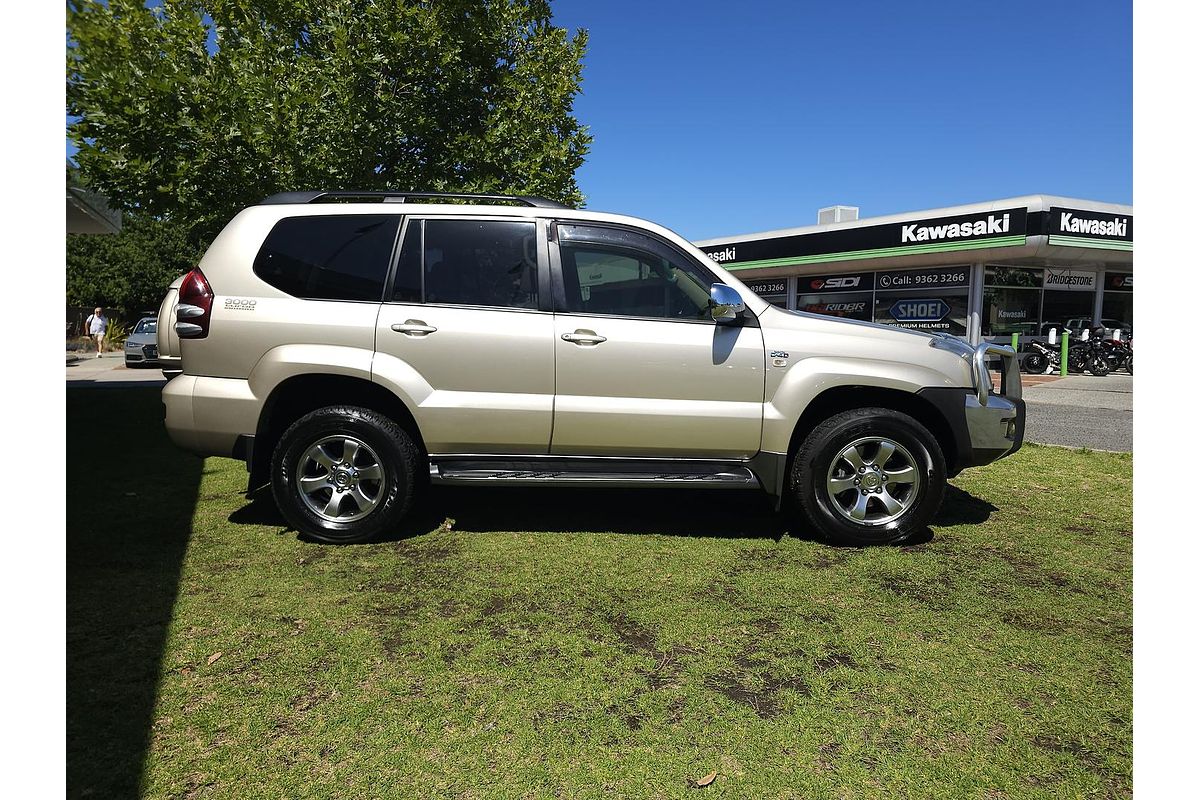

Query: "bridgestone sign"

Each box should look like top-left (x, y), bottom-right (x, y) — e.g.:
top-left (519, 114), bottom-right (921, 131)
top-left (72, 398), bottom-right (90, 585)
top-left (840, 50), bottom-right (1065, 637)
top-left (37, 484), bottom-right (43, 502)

top-left (1043, 269), bottom-right (1096, 291)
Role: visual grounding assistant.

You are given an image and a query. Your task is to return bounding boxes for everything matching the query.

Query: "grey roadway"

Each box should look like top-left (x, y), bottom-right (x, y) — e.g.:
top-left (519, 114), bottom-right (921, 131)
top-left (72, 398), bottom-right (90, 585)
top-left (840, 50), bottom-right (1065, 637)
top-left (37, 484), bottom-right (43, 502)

top-left (66, 353), bottom-right (168, 388)
top-left (67, 353), bottom-right (1133, 452)
top-left (1021, 373), bottom-right (1132, 452)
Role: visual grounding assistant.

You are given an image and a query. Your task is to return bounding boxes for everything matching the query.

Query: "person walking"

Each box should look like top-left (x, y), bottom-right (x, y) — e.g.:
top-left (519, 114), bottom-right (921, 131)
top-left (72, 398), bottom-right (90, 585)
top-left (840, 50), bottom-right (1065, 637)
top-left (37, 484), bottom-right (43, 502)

top-left (85, 306), bottom-right (109, 357)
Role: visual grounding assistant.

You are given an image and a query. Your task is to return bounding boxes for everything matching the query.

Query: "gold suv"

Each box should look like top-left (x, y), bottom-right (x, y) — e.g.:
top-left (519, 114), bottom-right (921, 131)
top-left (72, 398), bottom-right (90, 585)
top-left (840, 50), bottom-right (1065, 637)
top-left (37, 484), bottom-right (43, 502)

top-left (160, 191), bottom-right (1024, 545)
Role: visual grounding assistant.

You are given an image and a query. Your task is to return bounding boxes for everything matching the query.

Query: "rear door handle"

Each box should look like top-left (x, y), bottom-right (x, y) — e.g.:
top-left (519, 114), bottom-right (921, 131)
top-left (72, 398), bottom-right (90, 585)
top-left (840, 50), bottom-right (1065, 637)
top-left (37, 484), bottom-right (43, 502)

top-left (391, 320), bottom-right (437, 336)
top-left (561, 331), bottom-right (607, 345)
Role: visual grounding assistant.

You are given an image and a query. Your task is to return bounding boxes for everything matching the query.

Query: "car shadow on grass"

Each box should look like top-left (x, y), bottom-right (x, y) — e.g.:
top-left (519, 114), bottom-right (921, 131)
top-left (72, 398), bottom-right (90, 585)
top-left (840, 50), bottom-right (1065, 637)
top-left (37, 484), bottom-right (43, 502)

top-left (67, 387), bottom-right (204, 799)
top-left (232, 482), bottom-right (997, 546)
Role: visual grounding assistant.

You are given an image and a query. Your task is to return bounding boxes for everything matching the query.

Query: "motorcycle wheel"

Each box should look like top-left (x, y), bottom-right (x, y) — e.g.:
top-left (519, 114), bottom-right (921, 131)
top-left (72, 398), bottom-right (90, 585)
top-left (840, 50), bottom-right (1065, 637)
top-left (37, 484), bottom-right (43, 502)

top-left (1126, 354), bottom-right (1133, 375)
top-left (1023, 352), bottom-right (1048, 374)
top-left (1088, 356), bottom-right (1111, 377)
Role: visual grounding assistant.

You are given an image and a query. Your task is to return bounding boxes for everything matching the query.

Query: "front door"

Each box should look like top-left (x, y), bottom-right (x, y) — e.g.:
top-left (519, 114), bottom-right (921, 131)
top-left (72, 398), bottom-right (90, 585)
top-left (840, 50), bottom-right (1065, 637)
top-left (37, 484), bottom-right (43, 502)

top-left (373, 216), bottom-right (555, 455)
top-left (549, 222), bottom-right (765, 459)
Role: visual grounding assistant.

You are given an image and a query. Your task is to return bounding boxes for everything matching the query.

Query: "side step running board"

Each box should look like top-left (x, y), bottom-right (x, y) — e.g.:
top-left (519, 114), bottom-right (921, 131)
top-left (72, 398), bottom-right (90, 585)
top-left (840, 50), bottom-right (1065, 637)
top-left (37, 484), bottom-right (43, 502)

top-left (429, 458), bottom-right (760, 489)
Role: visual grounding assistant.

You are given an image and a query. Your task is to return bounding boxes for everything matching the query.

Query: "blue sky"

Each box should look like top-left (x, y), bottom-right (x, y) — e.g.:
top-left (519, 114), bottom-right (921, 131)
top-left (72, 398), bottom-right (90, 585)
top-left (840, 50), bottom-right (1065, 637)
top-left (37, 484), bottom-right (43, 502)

top-left (551, 0), bottom-right (1132, 239)
top-left (67, 0), bottom-right (1131, 241)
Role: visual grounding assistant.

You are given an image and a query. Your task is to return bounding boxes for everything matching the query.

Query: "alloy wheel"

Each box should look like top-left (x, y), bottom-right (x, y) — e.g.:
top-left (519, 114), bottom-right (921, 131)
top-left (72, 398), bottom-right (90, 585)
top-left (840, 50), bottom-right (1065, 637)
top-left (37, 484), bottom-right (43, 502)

top-left (825, 436), bottom-right (922, 526)
top-left (296, 435), bottom-right (386, 522)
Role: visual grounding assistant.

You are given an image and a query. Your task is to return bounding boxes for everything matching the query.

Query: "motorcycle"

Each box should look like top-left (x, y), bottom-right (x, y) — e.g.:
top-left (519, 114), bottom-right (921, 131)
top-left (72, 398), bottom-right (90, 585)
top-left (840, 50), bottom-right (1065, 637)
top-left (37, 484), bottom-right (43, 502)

top-left (1097, 336), bottom-right (1133, 374)
top-left (1066, 328), bottom-right (1114, 376)
top-left (1023, 332), bottom-right (1121, 377)
top-left (1021, 340), bottom-right (1059, 374)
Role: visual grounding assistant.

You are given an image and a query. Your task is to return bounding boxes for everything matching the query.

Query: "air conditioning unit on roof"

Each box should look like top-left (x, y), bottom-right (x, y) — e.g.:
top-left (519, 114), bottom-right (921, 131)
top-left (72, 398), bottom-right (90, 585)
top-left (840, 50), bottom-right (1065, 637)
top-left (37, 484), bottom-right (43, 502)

top-left (818, 205), bottom-right (859, 225)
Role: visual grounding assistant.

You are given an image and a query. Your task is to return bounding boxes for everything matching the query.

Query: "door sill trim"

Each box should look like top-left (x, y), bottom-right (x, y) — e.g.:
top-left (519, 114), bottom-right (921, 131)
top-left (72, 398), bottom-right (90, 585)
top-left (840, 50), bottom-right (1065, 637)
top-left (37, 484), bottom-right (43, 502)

top-left (428, 456), bottom-right (761, 489)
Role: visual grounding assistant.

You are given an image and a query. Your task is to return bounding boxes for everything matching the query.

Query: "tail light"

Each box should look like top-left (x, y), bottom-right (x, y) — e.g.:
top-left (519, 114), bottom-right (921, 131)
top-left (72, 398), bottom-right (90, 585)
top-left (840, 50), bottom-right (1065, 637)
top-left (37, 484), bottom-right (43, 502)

top-left (176, 268), bottom-right (214, 339)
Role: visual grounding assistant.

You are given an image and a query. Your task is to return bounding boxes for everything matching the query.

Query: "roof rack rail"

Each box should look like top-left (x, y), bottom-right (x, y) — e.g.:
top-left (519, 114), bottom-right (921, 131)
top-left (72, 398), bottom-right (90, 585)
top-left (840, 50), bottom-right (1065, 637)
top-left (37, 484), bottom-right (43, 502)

top-left (258, 190), bottom-right (572, 209)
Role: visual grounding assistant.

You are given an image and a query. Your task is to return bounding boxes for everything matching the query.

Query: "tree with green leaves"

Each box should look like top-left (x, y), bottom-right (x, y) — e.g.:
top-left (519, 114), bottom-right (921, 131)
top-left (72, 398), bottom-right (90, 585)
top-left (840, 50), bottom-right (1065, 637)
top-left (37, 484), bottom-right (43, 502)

top-left (67, 0), bottom-right (592, 242)
top-left (67, 215), bottom-right (203, 317)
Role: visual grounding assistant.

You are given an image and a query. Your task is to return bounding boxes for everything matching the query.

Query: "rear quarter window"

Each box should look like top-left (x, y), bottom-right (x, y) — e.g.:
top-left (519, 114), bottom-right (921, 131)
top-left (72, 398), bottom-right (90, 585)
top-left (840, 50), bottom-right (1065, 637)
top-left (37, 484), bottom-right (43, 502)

top-left (253, 215), bottom-right (400, 301)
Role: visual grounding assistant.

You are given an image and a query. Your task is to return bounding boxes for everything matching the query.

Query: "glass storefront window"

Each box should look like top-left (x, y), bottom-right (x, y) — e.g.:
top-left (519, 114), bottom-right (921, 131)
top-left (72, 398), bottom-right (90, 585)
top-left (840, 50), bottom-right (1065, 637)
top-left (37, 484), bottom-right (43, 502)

top-left (795, 292), bottom-right (873, 321)
top-left (742, 279), bottom-right (789, 309)
top-left (1103, 273), bottom-right (1133, 333)
top-left (985, 266), bottom-right (1043, 288)
top-left (982, 287), bottom-right (1040, 336)
top-left (1040, 290), bottom-right (1095, 335)
top-left (872, 266), bottom-right (969, 336)
top-left (874, 289), bottom-right (968, 336)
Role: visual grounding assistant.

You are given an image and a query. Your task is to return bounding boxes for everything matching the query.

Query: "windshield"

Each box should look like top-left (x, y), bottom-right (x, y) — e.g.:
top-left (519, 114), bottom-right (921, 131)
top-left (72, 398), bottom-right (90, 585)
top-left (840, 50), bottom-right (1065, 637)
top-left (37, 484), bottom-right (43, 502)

top-left (134, 319), bottom-right (157, 335)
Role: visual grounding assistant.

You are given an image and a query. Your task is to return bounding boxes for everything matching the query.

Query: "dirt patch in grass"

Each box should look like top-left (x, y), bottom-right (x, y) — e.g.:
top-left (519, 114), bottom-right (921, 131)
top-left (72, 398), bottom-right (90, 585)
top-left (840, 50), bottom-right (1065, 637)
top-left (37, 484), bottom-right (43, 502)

top-left (813, 650), bottom-right (858, 673)
top-left (809, 551), bottom-right (849, 569)
top-left (877, 572), bottom-right (957, 608)
top-left (607, 612), bottom-right (658, 654)
top-left (706, 670), bottom-right (812, 719)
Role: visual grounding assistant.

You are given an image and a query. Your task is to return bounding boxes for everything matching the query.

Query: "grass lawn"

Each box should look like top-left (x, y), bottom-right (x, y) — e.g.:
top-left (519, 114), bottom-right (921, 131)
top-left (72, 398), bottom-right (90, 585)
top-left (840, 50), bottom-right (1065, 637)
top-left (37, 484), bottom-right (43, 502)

top-left (68, 388), bottom-right (1132, 799)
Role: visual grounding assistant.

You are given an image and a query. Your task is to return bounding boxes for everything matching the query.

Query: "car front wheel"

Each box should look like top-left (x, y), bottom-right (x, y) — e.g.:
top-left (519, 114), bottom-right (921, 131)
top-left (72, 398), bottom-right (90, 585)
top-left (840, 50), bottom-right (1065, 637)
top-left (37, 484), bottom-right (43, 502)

top-left (271, 405), bottom-right (420, 544)
top-left (791, 407), bottom-right (946, 546)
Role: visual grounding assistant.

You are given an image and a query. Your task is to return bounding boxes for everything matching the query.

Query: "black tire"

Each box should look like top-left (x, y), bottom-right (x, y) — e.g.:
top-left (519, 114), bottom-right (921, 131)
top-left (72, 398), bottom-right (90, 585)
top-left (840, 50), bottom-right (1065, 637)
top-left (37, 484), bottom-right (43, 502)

top-left (271, 405), bottom-right (420, 544)
top-left (790, 408), bottom-right (946, 546)
top-left (1087, 355), bottom-right (1110, 377)
top-left (1022, 352), bottom-right (1048, 374)
top-left (1067, 348), bottom-right (1086, 373)
top-left (1125, 354), bottom-right (1133, 374)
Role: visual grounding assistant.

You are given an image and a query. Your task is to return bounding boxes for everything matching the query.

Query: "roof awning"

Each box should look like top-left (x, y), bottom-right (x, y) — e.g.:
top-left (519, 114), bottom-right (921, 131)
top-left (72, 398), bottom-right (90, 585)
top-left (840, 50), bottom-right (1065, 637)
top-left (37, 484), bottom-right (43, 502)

top-left (67, 185), bottom-right (121, 234)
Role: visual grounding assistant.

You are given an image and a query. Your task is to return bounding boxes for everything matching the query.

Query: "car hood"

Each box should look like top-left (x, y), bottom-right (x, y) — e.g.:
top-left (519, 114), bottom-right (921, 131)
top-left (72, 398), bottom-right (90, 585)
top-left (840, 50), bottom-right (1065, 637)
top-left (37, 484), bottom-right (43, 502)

top-left (126, 332), bottom-right (157, 346)
top-left (757, 305), bottom-right (976, 388)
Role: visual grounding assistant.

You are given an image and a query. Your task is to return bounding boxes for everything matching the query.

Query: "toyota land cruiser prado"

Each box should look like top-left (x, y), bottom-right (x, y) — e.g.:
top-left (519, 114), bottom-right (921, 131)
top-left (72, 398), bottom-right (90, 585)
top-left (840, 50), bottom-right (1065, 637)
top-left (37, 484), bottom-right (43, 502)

top-left (160, 191), bottom-right (1024, 545)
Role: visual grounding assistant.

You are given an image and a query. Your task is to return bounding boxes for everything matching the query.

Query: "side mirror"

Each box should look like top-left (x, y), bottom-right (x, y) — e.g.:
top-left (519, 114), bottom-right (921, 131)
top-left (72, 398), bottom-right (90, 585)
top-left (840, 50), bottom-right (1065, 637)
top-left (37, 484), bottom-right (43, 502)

top-left (709, 283), bottom-right (745, 324)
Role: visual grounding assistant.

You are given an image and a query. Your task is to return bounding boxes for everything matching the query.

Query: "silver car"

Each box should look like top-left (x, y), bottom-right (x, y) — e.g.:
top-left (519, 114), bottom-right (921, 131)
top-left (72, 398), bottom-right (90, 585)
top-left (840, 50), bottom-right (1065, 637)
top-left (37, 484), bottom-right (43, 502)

top-left (123, 317), bottom-right (160, 368)
top-left (160, 191), bottom-right (1023, 546)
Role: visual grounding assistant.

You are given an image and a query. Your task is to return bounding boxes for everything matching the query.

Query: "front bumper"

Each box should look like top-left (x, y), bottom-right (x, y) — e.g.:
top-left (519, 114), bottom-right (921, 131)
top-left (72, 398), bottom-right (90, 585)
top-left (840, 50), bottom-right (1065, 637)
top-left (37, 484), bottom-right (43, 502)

top-left (962, 342), bottom-right (1024, 466)
top-left (917, 342), bottom-right (1024, 474)
top-left (124, 343), bottom-right (159, 364)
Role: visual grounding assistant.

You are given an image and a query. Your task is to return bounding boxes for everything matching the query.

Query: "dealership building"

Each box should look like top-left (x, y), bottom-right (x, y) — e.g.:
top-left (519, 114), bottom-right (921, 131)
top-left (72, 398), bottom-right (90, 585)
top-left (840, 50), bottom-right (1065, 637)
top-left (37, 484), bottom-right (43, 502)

top-left (694, 195), bottom-right (1132, 344)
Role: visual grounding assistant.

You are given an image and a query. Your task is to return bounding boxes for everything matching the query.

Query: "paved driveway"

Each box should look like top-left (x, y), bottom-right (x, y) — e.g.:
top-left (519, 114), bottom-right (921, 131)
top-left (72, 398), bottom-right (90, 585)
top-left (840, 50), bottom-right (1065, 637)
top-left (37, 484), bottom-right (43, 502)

top-left (1021, 374), bottom-right (1132, 452)
top-left (67, 354), bottom-right (168, 389)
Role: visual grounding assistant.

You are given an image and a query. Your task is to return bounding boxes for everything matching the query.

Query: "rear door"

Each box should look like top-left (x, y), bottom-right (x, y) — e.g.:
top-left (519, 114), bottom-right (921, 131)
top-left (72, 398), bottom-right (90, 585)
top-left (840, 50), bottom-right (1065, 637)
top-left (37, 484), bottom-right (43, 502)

top-left (373, 216), bottom-right (555, 455)
top-left (548, 222), bottom-right (765, 459)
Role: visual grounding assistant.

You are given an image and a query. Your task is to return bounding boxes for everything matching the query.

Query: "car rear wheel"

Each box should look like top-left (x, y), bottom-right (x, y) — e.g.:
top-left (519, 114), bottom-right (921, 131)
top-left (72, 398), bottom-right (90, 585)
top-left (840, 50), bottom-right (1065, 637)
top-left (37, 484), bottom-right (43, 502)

top-left (271, 405), bottom-right (420, 544)
top-left (790, 407), bottom-right (945, 546)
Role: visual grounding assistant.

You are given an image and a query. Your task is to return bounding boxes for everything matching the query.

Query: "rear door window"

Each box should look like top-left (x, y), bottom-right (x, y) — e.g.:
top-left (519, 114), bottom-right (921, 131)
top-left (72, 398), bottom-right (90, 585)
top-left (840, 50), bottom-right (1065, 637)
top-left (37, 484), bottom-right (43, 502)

top-left (253, 215), bottom-right (400, 301)
top-left (388, 219), bottom-right (539, 309)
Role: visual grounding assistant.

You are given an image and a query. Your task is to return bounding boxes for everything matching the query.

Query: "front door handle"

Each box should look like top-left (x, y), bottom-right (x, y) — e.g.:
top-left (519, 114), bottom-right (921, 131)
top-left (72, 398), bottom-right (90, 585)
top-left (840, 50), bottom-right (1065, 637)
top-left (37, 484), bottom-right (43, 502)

top-left (561, 331), bottom-right (607, 345)
top-left (391, 320), bottom-right (437, 336)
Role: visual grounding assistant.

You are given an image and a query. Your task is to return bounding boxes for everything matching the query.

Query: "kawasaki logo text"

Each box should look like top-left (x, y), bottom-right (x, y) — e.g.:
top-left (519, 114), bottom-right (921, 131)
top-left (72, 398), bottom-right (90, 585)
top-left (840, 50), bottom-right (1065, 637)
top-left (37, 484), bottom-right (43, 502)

top-left (902, 214), bottom-right (1009, 243)
top-left (1059, 213), bottom-right (1128, 238)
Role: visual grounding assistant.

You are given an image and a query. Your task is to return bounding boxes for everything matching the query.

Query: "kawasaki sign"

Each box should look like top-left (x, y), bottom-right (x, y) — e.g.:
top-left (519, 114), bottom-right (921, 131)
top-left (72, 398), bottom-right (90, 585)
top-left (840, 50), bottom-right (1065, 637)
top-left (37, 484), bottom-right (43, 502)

top-left (901, 213), bottom-right (1011, 243)
top-left (698, 207), bottom-right (1027, 269)
top-left (1047, 206), bottom-right (1133, 251)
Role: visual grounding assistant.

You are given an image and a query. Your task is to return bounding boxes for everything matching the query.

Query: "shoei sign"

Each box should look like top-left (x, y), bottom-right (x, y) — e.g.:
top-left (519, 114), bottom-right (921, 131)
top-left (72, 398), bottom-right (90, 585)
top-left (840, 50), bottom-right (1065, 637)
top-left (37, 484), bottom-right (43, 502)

top-left (889, 298), bottom-right (951, 323)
